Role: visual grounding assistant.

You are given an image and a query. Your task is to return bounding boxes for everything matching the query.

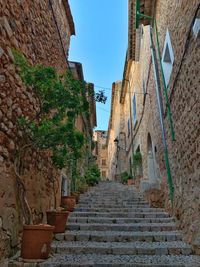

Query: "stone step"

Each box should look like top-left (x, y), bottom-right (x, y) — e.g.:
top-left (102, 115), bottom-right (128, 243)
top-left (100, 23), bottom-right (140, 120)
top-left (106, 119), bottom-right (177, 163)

top-left (78, 200), bottom-right (149, 203)
top-left (37, 253), bottom-right (200, 267)
top-left (70, 211), bottom-right (170, 218)
top-left (74, 207), bottom-right (165, 212)
top-left (78, 203), bottom-right (149, 207)
top-left (79, 197), bottom-right (144, 200)
top-left (79, 200), bottom-right (147, 203)
top-left (77, 204), bottom-right (150, 208)
top-left (52, 241), bottom-right (192, 255)
top-left (79, 193), bottom-right (141, 197)
top-left (55, 230), bottom-right (182, 242)
top-left (68, 216), bottom-right (174, 224)
top-left (67, 222), bottom-right (177, 232)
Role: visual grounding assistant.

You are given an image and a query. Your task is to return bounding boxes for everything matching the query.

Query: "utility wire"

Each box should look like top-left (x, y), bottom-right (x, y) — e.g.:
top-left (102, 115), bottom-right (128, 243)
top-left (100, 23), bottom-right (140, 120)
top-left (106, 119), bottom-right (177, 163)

top-left (94, 84), bottom-right (148, 96)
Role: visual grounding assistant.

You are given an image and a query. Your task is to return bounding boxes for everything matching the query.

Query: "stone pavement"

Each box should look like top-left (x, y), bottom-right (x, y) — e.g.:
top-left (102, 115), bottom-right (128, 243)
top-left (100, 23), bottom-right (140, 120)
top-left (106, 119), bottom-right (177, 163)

top-left (9, 182), bottom-right (200, 266)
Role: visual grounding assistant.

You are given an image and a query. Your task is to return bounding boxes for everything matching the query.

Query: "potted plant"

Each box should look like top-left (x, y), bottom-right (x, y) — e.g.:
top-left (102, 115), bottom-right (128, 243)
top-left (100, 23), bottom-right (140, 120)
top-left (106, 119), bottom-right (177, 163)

top-left (20, 224), bottom-right (54, 260)
top-left (61, 195), bottom-right (76, 212)
top-left (127, 175), bottom-right (135, 185)
top-left (46, 208), bottom-right (69, 234)
top-left (46, 175), bottom-right (70, 233)
top-left (13, 50), bottom-right (107, 259)
top-left (61, 160), bottom-right (78, 211)
top-left (12, 51), bottom-right (88, 259)
top-left (71, 191), bottom-right (81, 203)
top-left (120, 171), bottom-right (134, 185)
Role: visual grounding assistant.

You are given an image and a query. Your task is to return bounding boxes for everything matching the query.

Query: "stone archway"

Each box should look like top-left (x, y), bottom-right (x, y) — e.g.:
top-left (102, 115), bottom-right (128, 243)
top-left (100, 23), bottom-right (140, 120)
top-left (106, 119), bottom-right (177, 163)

top-left (135, 145), bottom-right (143, 177)
top-left (147, 133), bottom-right (157, 183)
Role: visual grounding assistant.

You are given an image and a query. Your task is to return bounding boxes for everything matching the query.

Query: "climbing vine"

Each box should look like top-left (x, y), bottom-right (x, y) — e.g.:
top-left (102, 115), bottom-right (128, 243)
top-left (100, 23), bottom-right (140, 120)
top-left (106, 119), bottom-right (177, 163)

top-left (14, 50), bottom-right (90, 169)
top-left (13, 50), bottom-right (102, 223)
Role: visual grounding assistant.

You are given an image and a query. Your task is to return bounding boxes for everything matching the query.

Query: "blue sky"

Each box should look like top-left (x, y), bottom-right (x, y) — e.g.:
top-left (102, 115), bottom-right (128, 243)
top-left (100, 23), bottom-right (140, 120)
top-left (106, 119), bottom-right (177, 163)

top-left (69, 0), bottom-right (128, 130)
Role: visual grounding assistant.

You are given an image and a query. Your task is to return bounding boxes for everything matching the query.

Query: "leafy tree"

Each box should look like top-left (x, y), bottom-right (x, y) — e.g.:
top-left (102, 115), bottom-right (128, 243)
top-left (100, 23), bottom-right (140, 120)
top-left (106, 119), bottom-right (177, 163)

top-left (12, 50), bottom-right (93, 223)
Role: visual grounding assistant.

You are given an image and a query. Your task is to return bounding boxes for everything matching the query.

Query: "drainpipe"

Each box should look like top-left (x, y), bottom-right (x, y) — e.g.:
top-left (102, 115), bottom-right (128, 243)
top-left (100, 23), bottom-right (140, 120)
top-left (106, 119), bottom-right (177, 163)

top-left (149, 27), bottom-right (174, 204)
top-left (125, 79), bottom-right (135, 174)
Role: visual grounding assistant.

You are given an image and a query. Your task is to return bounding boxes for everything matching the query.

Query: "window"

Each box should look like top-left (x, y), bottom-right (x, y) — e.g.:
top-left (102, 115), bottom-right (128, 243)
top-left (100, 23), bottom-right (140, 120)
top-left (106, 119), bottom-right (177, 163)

top-left (127, 119), bottom-right (130, 137)
top-left (102, 159), bottom-right (106, 166)
top-left (192, 18), bottom-right (200, 39)
top-left (161, 30), bottom-right (174, 87)
top-left (132, 94), bottom-right (137, 127)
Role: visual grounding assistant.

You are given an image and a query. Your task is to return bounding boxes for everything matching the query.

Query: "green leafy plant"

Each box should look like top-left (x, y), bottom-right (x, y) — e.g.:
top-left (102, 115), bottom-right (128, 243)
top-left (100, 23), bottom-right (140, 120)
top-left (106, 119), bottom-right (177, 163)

top-left (132, 151), bottom-right (142, 179)
top-left (120, 171), bottom-right (129, 184)
top-left (85, 163), bottom-right (101, 186)
top-left (12, 50), bottom-right (91, 223)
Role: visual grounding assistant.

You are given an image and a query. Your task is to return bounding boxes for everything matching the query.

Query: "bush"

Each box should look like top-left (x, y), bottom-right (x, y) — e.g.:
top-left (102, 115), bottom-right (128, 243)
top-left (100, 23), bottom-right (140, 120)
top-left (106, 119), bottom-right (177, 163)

top-left (120, 171), bottom-right (129, 184)
top-left (85, 163), bottom-right (101, 186)
top-left (132, 151), bottom-right (142, 178)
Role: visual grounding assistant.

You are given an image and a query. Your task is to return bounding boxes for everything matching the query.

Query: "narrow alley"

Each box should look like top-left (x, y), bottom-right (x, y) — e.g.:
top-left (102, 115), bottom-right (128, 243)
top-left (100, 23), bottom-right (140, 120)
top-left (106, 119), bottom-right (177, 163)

top-left (11, 182), bottom-right (200, 266)
top-left (0, 0), bottom-right (200, 266)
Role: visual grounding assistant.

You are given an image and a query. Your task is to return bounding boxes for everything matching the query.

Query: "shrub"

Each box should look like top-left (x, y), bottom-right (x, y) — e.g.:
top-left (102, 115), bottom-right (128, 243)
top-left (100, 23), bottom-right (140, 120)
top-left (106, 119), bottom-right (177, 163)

top-left (85, 163), bottom-right (101, 186)
top-left (132, 151), bottom-right (142, 178)
top-left (120, 171), bottom-right (130, 184)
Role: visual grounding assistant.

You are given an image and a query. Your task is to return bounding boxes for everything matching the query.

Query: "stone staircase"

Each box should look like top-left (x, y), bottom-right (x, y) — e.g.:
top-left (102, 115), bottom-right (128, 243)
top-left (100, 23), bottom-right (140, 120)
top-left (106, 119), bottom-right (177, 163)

top-left (19, 182), bottom-right (200, 266)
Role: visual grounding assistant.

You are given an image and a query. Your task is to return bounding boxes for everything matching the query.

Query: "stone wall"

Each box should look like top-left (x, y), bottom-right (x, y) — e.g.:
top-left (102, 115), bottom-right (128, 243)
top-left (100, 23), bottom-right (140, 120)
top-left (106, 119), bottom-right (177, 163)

top-left (51, 0), bottom-right (74, 57)
top-left (125, 0), bottom-right (200, 246)
top-left (94, 131), bottom-right (108, 180)
top-left (107, 82), bottom-right (125, 180)
top-left (0, 0), bottom-right (70, 259)
top-left (153, 0), bottom-right (200, 244)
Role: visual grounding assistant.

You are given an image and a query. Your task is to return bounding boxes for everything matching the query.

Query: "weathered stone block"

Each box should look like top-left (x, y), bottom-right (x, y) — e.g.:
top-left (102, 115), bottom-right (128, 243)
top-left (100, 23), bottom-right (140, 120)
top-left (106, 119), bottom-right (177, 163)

top-left (0, 75), bottom-right (6, 83)
top-left (0, 47), bottom-right (4, 58)
top-left (0, 16), bottom-right (13, 37)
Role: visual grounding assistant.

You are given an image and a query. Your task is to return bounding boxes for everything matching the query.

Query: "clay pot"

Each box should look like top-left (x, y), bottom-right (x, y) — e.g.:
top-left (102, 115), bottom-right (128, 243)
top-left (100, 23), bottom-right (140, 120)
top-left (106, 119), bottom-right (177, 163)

top-left (71, 192), bottom-right (80, 203)
top-left (127, 179), bottom-right (134, 185)
top-left (61, 196), bottom-right (76, 212)
top-left (46, 210), bottom-right (69, 233)
top-left (21, 224), bottom-right (54, 259)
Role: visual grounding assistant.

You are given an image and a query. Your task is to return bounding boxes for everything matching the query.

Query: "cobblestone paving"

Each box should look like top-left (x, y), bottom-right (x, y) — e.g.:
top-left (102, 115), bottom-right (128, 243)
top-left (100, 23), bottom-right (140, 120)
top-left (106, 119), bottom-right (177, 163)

top-left (10, 182), bottom-right (200, 266)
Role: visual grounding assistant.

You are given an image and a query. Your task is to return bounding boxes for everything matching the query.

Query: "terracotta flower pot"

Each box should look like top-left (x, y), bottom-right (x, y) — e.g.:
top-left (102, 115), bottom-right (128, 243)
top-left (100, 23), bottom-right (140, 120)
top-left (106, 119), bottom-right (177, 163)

top-left (72, 192), bottom-right (80, 203)
top-left (46, 210), bottom-right (69, 233)
top-left (127, 179), bottom-right (134, 185)
top-left (61, 196), bottom-right (76, 212)
top-left (21, 224), bottom-right (54, 259)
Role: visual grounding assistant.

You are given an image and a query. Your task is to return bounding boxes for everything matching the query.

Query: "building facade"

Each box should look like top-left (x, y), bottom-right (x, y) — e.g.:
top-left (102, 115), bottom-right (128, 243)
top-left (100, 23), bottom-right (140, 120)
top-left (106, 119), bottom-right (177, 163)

top-left (0, 0), bottom-right (96, 260)
top-left (70, 61), bottom-right (97, 184)
top-left (93, 130), bottom-right (108, 180)
top-left (107, 0), bottom-right (200, 246)
top-left (107, 81), bottom-right (127, 181)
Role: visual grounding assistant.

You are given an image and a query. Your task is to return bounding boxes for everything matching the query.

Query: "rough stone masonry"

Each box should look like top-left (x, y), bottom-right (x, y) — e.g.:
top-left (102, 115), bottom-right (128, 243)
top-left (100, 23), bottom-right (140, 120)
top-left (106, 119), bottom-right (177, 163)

top-left (0, 0), bottom-right (69, 259)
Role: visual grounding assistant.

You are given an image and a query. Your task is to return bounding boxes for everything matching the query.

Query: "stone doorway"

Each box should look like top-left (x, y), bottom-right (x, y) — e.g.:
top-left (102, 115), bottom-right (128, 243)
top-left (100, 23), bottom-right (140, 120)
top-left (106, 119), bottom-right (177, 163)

top-left (147, 133), bottom-right (158, 183)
